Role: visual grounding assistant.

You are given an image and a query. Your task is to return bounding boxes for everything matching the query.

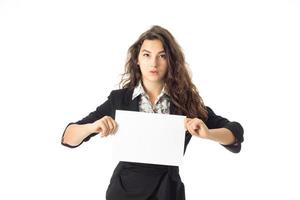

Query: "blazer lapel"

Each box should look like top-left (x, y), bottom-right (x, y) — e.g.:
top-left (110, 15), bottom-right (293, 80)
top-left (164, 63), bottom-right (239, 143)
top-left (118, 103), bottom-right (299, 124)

top-left (170, 100), bottom-right (175, 115)
top-left (128, 96), bottom-right (140, 112)
top-left (123, 88), bottom-right (139, 112)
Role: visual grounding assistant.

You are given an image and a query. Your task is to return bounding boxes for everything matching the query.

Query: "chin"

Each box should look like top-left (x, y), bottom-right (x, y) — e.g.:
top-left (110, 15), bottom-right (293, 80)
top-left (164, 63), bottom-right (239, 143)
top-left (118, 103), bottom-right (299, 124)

top-left (147, 77), bottom-right (163, 82)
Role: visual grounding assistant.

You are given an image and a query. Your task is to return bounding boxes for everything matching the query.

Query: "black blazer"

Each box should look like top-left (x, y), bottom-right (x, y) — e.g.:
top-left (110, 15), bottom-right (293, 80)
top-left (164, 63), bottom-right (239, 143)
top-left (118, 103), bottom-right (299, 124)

top-left (61, 88), bottom-right (244, 153)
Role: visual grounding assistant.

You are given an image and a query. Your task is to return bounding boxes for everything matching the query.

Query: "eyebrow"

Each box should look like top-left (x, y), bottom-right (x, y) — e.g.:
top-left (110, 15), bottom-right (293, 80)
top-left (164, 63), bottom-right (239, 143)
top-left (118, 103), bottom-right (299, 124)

top-left (142, 49), bottom-right (165, 54)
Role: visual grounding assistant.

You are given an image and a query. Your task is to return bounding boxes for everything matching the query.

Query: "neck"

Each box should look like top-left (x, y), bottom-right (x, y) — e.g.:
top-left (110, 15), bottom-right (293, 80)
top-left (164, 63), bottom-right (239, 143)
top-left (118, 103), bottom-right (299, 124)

top-left (141, 79), bottom-right (164, 98)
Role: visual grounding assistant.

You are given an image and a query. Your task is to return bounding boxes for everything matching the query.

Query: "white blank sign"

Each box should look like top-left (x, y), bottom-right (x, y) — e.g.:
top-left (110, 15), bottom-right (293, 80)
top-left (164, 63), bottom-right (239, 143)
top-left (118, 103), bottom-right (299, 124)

top-left (113, 110), bottom-right (186, 166)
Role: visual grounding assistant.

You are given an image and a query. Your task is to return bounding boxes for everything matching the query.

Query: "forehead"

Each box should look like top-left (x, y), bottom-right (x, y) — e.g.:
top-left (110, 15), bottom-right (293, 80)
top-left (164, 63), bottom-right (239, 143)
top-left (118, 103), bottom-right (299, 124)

top-left (140, 39), bottom-right (165, 52)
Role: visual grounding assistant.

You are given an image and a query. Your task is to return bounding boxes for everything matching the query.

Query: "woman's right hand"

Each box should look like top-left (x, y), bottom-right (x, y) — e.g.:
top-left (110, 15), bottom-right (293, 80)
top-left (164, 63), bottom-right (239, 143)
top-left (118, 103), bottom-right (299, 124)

top-left (92, 116), bottom-right (118, 137)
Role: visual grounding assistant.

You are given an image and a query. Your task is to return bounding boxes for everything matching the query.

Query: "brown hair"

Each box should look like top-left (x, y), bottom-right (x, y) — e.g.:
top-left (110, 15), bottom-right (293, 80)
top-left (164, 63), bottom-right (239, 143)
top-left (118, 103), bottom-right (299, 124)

top-left (119, 25), bottom-right (208, 120)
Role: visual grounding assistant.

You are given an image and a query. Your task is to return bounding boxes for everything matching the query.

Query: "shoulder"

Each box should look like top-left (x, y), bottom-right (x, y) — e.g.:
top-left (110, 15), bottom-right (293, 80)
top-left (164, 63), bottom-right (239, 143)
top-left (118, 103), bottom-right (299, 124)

top-left (109, 88), bottom-right (133, 98)
top-left (204, 106), bottom-right (215, 118)
top-left (108, 88), bottom-right (134, 106)
top-left (205, 106), bottom-right (213, 113)
top-left (204, 105), bottom-right (225, 124)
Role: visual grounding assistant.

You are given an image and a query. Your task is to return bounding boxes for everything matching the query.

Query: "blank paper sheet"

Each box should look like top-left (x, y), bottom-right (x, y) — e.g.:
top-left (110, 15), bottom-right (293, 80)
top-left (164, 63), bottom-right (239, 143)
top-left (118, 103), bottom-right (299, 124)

top-left (112, 110), bottom-right (186, 166)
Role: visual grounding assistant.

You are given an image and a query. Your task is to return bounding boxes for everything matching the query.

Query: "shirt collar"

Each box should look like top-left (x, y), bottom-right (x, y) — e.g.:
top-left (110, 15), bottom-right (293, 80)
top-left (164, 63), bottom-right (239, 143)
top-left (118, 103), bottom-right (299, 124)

top-left (132, 81), bottom-right (169, 100)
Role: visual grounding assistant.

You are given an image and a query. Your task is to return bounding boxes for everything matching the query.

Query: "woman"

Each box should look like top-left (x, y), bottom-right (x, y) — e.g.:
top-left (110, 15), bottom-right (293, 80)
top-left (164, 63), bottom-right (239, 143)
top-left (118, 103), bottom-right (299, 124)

top-left (61, 25), bottom-right (244, 200)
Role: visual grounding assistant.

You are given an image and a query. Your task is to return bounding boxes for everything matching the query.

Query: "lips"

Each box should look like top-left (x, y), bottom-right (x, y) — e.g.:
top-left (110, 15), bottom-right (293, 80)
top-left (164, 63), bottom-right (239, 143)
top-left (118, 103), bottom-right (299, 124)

top-left (150, 70), bottom-right (158, 73)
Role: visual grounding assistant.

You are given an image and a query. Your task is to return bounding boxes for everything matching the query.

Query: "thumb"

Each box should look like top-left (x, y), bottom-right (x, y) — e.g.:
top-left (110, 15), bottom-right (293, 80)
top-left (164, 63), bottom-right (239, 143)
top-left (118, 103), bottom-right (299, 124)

top-left (184, 118), bottom-right (190, 129)
top-left (192, 124), bottom-right (200, 131)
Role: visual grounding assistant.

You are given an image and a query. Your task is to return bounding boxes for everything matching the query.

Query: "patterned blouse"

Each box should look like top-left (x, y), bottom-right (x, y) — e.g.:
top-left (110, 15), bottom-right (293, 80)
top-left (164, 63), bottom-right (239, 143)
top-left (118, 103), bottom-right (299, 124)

top-left (132, 81), bottom-right (170, 114)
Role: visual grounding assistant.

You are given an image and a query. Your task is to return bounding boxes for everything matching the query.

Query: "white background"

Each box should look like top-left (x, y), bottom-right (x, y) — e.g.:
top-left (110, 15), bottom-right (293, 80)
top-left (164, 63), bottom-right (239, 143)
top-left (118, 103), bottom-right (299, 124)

top-left (1, 0), bottom-right (299, 199)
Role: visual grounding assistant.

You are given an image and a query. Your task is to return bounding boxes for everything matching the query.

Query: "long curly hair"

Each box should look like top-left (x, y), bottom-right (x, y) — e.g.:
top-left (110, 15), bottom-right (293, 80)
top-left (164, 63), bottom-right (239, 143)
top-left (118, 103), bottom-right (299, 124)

top-left (119, 25), bottom-right (208, 120)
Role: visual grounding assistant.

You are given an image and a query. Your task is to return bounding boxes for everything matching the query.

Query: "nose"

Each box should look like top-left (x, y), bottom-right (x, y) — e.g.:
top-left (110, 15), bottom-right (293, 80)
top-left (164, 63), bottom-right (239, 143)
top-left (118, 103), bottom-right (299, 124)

top-left (150, 57), bottom-right (159, 68)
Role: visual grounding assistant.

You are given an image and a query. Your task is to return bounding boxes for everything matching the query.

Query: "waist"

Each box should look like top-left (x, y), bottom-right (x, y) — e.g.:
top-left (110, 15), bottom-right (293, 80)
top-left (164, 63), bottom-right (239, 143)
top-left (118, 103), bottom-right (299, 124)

top-left (114, 161), bottom-right (180, 179)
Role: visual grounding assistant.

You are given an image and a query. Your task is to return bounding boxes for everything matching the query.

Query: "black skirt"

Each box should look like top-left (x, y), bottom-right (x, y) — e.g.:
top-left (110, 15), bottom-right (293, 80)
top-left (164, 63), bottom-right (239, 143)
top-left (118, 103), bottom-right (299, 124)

top-left (106, 161), bottom-right (185, 200)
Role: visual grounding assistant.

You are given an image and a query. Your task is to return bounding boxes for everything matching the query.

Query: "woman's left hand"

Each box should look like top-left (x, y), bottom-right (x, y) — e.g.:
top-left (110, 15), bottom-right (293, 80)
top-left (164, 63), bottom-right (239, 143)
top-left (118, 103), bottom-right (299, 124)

top-left (184, 118), bottom-right (210, 139)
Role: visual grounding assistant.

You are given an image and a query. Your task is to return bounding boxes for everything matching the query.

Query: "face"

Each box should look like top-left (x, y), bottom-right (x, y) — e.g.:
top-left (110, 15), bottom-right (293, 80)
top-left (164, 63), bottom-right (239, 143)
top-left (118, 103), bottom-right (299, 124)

top-left (137, 39), bottom-right (168, 85)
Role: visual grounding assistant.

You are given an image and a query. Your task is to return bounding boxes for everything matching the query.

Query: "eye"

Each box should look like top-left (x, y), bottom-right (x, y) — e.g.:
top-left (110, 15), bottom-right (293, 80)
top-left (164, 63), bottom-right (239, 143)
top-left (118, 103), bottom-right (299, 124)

top-left (159, 54), bottom-right (166, 59)
top-left (143, 53), bottom-right (150, 57)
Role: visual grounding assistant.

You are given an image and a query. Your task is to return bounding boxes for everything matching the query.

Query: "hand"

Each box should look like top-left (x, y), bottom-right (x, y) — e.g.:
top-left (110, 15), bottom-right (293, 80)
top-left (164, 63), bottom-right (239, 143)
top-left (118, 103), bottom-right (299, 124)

top-left (92, 116), bottom-right (118, 138)
top-left (184, 118), bottom-right (210, 139)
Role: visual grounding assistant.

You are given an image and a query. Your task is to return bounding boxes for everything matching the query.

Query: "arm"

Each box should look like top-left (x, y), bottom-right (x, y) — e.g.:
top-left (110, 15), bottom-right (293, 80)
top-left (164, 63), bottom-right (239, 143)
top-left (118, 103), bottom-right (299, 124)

top-left (61, 92), bottom-right (115, 148)
top-left (205, 106), bottom-right (244, 153)
top-left (207, 128), bottom-right (235, 145)
top-left (62, 123), bottom-right (97, 147)
top-left (185, 106), bottom-right (244, 153)
top-left (185, 119), bottom-right (235, 144)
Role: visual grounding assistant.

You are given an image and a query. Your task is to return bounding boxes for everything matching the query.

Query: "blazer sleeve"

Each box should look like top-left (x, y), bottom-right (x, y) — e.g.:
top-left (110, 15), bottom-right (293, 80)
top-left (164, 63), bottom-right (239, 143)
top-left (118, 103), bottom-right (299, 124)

top-left (205, 106), bottom-right (244, 153)
top-left (61, 91), bottom-right (114, 148)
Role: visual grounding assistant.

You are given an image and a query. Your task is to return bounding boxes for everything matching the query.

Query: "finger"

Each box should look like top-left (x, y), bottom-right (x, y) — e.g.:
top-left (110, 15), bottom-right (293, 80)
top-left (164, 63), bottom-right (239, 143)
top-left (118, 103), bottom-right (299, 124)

top-left (100, 121), bottom-right (108, 137)
top-left (187, 120), bottom-right (194, 129)
top-left (189, 122), bottom-right (201, 136)
top-left (93, 120), bottom-right (102, 133)
top-left (106, 118), bottom-right (114, 135)
top-left (186, 123), bottom-right (196, 135)
top-left (184, 118), bottom-right (191, 129)
top-left (112, 120), bottom-right (118, 134)
top-left (191, 122), bottom-right (201, 131)
top-left (109, 118), bottom-right (117, 134)
top-left (185, 120), bottom-right (193, 133)
top-left (190, 118), bottom-right (201, 128)
top-left (187, 127), bottom-right (198, 136)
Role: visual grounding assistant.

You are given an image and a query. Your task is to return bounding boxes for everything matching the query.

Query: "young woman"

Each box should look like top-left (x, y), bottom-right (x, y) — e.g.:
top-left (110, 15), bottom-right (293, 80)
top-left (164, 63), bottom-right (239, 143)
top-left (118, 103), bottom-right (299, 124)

top-left (61, 25), bottom-right (244, 200)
